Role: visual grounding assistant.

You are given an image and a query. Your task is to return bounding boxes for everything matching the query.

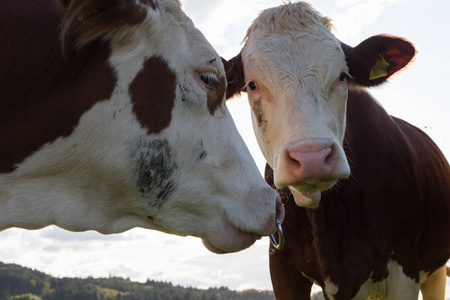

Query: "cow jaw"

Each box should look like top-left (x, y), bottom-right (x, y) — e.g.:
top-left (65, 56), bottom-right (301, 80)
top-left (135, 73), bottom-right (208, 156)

top-left (202, 193), bottom-right (285, 254)
top-left (204, 193), bottom-right (285, 254)
top-left (202, 230), bottom-right (262, 254)
top-left (290, 187), bottom-right (322, 209)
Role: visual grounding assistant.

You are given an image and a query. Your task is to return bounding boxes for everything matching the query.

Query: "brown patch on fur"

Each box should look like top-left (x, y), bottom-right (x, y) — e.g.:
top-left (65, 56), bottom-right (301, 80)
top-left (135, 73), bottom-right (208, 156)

top-left (129, 56), bottom-right (176, 134)
top-left (60, 0), bottom-right (148, 50)
top-left (251, 99), bottom-right (267, 129)
top-left (222, 54), bottom-right (245, 100)
top-left (0, 0), bottom-right (116, 173)
top-left (207, 76), bottom-right (226, 116)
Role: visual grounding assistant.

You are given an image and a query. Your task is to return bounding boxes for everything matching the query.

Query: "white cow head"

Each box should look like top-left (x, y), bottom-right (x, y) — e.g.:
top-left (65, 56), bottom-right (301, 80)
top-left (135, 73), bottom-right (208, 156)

top-left (223, 2), bottom-right (415, 209)
top-left (0, 0), bottom-right (284, 254)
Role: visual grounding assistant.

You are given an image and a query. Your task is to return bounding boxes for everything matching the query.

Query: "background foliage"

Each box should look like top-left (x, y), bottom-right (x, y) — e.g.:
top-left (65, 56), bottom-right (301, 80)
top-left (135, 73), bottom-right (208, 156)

top-left (0, 262), bottom-right (276, 300)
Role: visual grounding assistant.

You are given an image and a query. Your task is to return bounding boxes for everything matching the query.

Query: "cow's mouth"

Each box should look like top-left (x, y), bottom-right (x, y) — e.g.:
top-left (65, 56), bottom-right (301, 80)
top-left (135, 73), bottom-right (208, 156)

top-left (201, 196), bottom-right (284, 253)
top-left (201, 225), bottom-right (263, 254)
top-left (289, 179), bottom-right (338, 208)
top-left (293, 178), bottom-right (338, 192)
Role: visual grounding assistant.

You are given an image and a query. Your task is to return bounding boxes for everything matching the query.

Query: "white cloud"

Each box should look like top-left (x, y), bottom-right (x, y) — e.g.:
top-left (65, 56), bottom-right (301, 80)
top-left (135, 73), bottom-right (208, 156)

top-left (184, 0), bottom-right (282, 58)
top-left (319, 0), bottom-right (401, 43)
top-left (183, 0), bottom-right (404, 56)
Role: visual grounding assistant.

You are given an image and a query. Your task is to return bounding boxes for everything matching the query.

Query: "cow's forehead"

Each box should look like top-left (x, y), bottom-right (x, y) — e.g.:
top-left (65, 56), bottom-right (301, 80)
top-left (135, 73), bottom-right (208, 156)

top-left (241, 2), bottom-right (346, 83)
top-left (245, 28), bottom-right (343, 64)
top-left (243, 30), bottom-right (346, 93)
top-left (157, 1), bottom-right (224, 76)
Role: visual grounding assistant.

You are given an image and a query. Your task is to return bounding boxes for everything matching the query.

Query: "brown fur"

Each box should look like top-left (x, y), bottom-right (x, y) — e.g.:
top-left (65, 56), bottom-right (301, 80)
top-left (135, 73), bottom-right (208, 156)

top-left (222, 55), bottom-right (245, 100)
top-left (344, 35), bottom-right (416, 87)
top-left (129, 56), bottom-right (176, 134)
top-left (207, 75), bottom-right (227, 116)
top-left (0, 0), bottom-right (118, 173)
top-left (266, 87), bottom-right (450, 299)
top-left (223, 14), bottom-right (447, 299)
top-left (60, 0), bottom-right (147, 51)
top-left (0, 0), bottom-right (155, 172)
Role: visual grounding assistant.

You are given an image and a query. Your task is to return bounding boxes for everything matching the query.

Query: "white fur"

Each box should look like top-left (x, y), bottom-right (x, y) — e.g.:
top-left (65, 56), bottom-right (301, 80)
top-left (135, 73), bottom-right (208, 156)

top-left (241, 3), bottom-right (350, 207)
top-left (0, 0), bottom-right (280, 254)
top-left (324, 277), bottom-right (339, 300)
top-left (352, 260), bottom-right (420, 300)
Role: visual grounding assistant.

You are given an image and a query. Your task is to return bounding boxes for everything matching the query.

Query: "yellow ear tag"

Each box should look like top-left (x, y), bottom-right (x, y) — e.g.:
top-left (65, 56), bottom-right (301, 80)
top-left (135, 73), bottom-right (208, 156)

top-left (69, 0), bottom-right (98, 25)
top-left (369, 55), bottom-right (390, 80)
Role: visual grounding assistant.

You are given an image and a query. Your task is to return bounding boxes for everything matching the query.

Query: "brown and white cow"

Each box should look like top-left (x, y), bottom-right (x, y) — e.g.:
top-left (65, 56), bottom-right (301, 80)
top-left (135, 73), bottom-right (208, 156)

top-left (223, 2), bottom-right (450, 299)
top-left (0, 0), bottom-right (285, 255)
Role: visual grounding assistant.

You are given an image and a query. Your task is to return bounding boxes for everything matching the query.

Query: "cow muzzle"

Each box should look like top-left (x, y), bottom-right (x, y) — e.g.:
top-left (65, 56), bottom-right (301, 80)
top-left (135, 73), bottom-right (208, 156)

top-left (274, 139), bottom-right (350, 207)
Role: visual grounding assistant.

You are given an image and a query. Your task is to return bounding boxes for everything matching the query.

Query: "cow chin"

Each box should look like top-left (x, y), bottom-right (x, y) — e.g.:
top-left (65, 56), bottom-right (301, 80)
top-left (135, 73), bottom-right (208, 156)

top-left (201, 227), bottom-right (262, 254)
top-left (290, 188), bottom-right (322, 209)
top-left (288, 180), bottom-right (337, 209)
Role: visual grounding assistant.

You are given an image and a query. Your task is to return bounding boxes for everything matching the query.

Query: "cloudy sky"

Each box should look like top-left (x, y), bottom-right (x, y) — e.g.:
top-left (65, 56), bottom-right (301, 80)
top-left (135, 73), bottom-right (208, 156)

top-left (1, 0), bottom-right (449, 298)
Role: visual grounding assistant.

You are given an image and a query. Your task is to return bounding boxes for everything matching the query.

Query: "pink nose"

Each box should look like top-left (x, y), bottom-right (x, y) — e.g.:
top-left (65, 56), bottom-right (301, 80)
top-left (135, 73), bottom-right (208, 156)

top-left (285, 143), bottom-right (336, 181)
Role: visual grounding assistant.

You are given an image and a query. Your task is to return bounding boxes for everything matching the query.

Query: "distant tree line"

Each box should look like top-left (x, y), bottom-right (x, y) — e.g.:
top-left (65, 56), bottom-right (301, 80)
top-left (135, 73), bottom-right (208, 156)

top-left (0, 262), bottom-right (276, 300)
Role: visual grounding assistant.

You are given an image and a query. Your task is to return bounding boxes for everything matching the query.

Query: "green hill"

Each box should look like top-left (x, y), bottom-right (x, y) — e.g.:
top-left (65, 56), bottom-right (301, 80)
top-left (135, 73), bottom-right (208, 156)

top-left (0, 262), bottom-right (274, 300)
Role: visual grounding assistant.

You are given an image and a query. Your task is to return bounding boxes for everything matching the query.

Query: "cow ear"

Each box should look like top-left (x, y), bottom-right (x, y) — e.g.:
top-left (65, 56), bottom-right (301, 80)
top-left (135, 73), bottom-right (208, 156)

top-left (59, 0), bottom-right (153, 51)
top-left (222, 53), bottom-right (246, 100)
top-left (344, 35), bottom-right (416, 87)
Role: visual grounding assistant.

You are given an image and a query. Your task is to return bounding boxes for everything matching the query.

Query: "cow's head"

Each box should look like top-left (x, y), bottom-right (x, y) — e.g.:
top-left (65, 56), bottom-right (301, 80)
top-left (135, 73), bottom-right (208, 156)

top-left (223, 2), bottom-right (415, 208)
top-left (1, 0), bottom-right (284, 254)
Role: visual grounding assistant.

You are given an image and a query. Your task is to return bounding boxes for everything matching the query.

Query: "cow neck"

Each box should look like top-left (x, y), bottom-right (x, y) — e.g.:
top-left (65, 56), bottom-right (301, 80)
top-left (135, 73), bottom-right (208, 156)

top-left (0, 0), bottom-right (117, 173)
top-left (0, 42), bottom-right (116, 173)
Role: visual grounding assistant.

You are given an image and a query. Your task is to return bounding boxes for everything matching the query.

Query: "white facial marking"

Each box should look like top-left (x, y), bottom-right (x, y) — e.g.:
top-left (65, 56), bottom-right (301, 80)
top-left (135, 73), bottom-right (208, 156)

top-left (241, 3), bottom-right (350, 207)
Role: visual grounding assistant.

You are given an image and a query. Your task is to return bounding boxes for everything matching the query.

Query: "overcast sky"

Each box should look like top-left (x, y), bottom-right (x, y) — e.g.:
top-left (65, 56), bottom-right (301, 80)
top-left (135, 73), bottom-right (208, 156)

top-left (1, 0), bottom-right (449, 298)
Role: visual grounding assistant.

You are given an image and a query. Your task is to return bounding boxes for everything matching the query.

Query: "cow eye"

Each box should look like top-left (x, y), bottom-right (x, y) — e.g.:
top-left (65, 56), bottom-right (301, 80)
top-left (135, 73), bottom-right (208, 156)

top-left (199, 72), bottom-right (218, 86)
top-left (339, 72), bottom-right (351, 82)
top-left (248, 81), bottom-right (257, 91)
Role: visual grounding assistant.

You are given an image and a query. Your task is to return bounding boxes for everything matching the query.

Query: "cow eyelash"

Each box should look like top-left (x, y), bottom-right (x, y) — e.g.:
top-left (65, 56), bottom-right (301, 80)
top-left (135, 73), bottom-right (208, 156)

top-left (244, 81), bottom-right (257, 91)
top-left (199, 72), bottom-right (219, 86)
top-left (339, 71), bottom-right (352, 81)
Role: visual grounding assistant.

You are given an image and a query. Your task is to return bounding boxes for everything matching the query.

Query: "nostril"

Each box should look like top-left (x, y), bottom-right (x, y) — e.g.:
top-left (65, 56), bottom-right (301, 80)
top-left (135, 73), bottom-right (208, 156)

top-left (288, 146), bottom-right (332, 167)
top-left (283, 143), bottom-right (335, 180)
top-left (287, 149), bottom-right (302, 167)
top-left (275, 141), bottom-right (348, 188)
